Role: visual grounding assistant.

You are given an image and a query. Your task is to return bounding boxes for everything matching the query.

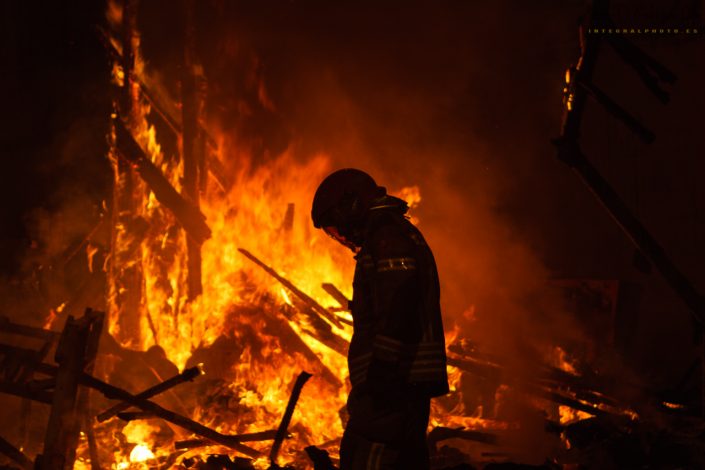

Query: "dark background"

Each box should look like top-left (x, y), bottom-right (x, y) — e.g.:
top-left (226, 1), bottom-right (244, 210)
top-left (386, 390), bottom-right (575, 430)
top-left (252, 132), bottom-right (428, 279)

top-left (0, 0), bottom-right (703, 395)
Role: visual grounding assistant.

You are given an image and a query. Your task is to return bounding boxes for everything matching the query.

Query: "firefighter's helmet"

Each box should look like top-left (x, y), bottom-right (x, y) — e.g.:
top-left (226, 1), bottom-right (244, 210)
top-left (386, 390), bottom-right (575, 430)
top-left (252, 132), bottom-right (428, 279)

top-left (311, 168), bottom-right (386, 232)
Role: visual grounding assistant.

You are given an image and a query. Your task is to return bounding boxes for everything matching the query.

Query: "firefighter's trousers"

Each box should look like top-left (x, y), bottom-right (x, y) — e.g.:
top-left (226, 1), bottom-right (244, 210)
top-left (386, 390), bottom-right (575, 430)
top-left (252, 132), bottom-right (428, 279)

top-left (340, 384), bottom-right (431, 470)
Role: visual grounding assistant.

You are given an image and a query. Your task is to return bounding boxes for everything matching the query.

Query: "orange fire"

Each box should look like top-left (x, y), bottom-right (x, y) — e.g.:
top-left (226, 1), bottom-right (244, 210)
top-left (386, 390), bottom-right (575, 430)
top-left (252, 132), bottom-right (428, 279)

top-left (63, 4), bottom-right (606, 468)
top-left (97, 2), bottom-right (364, 464)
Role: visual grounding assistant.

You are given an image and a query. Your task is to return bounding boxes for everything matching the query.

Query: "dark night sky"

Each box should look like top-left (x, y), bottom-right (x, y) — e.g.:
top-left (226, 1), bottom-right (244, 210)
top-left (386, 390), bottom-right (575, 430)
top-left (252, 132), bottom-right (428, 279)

top-left (1, 0), bottom-right (704, 388)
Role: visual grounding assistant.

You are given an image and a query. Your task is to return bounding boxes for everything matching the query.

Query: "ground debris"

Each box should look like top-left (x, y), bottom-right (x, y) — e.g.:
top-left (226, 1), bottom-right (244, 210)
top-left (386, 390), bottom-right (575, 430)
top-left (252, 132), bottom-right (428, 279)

top-left (559, 416), bottom-right (705, 469)
top-left (181, 454), bottom-right (256, 469)
top-left (431, 444), bottom-right (473, 469)
top-left (484, 464), bottom-right (557, 469)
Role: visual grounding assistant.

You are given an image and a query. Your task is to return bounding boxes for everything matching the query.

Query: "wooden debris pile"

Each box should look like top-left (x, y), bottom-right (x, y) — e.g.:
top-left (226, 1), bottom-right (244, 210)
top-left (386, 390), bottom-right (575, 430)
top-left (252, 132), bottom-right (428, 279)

top-left (0, 309), bottom-right (316, 470)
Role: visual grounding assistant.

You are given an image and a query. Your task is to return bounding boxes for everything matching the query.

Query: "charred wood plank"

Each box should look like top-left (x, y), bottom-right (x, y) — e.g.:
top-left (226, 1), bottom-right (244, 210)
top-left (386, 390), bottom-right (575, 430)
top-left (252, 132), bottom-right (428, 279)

top-left (0, 344), bottom-right (50, 357)
top-left (117, 411), bottom-right (157, 421)
top-left (453, 348), bottom-right (629, 410)
top-left (115, 120), bottom-right (211, 245)
top-left (204, 152), bottom-right (234, 193)
top-left (0, 316), bottom-right (58, 341)
top-left (575, 79), bottom-right (654, 143)
top-left (18, 338), bottom-right (56, 383)
top-left (557, 0), bottom-right (607, 142)
top-left (274, 306), bottom-right (342, 388)
top-left (0, 380), bottom-right (53, 404)
top-left (27, 378), bottom-right (56, 391)
top-left (182, 0), bottom-right (204, 300)
top-left (84, 414), bottom-right (102, 470)
top-left (96, 25), bottom-right (219, 150)
top-left (535, 387), bottom-right (612, 419)
top-left (554, 140), bottom-right (705, 324)
top-left (239, 248), bottom-right (343, 329)
top-left (427, 426), bottom-right (499, 453)
top-left (39, 311), bottom-right (102, 470)
top-left (321, 283), bottom-right (350, 310)
top-left (119, 0), bottom-right (137, 117)
top-left (185, 217), bottom-right (204, 298)
top-left (238, 248), bottom-right (346, 337)
top-left (19, 398), bottom-right (31, 455)
top-left (97, 365), bottom-right (202, 422)
top-left (446, 355), bottom-right (502, 383)
top-left (606, 29), bottom-right (676, 104)
top-left (447, 355), bottom-right (627, 421)
top-left (0, 435), bottom-right (32, 470)
top-left (34, 363), bottom-right (261, 458)
top-left (0, 344), bottom-right (39, 381)
top-left (77, 310), bottom-right (104, 470)
top-left (174, 430), bottom-right (279, 450)
top-left (554, 0), bottom-right (705, 325)
top-left (96, 26), bottom-right (233, 192)
top-left (276, 303), bottom-right (349, 358)
top-left (280, 203), bottom-right (295, 233)
top-left (269, 371), bottom-right (313, 466)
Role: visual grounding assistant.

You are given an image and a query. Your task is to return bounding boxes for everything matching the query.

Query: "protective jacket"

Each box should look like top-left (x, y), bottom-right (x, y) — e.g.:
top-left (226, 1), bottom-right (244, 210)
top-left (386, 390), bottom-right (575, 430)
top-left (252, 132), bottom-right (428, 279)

top-left (347, 197), bottom-right (449, 398)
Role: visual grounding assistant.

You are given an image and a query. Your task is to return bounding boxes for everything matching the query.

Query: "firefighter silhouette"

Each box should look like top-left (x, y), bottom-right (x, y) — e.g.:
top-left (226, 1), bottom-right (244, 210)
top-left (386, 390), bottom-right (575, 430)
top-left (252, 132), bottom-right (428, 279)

top-left (312, 169), bottom-right (449, 470)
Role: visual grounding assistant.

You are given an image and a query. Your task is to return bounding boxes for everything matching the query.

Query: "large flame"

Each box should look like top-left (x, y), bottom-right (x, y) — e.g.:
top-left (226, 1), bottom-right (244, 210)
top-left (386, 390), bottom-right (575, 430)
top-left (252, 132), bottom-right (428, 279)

top-left (98, 2), bottom-right (361, 461)
top-left (73, 4), bottom-right (604, 468)
top-left (97, 24), bottom-right (511, 466)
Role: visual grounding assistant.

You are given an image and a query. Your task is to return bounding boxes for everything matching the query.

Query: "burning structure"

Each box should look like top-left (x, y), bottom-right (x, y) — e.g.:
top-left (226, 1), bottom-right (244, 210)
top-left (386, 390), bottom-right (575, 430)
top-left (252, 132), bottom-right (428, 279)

top-left (0, 0), bottom-right (704, 469)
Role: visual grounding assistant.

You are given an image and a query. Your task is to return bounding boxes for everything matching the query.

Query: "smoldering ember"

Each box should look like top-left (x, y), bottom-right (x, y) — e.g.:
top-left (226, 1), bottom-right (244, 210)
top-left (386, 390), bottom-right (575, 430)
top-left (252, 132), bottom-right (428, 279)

top-left (0, 1), bottom-right (704, 469)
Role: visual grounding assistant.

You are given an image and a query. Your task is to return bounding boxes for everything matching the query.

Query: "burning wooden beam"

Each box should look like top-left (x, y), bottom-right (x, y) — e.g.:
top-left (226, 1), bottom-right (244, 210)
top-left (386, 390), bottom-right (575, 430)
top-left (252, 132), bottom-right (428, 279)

top-left (280, 203), bottom-right (295, 233)
top-left (97, 365), bottom-right (202, 422)
top-left (108, 0), bottom-right (145, 351)
top-left (115, 120), bottom-right (212, 245)
top-left (257, 303), bottom-right (342, 388)
top-left (239, 249), bottom-right (343, 329)
top-left (238, 248), bottom-right (350, 359)
top-left (19, 398), bottom-right (32, 455)
top-left (554, 0), bottom-right (705, 326)
top-left (75, 310), bottom-right (104, 470)
top-left (0, 312), bottom-right (106, 468)
top-left (0, 434), bottom-right (32, 470)
top-left (321, 283), bottom-right (350, 310)
top-left (116, 411), bottom-right (157, 421)
top-left (427, 426), bottom-right (499, 453)
top-left (39, 309), bottom-right (104, 470)
top-left (0, 326), bottom-right (57, 404)
top-left (34, 363), bottom-right (262, 458)
top-left (447, 354), bottom-right (634, 422)
top-left (269, 371), bottom-right (313, 466)
top-left (182, 0), bottom-right (205, 300)
top-left (174, 430), bottom-right (279, 450)
top-left (96, 26), bottom-right (234, 192)
top-left (83, 415), bottom-right (102, 470)
top-left (0, 380), bottom-right (53, 404)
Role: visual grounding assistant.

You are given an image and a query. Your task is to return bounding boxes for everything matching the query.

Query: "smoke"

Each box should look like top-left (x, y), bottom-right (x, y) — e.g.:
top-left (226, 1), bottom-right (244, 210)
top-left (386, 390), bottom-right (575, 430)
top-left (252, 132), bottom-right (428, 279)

top-left (0, 0), bottom-right (111, 327)
top-left (135, 6), bottom-right (602, 460)
top-left (2, 0), bottom-right (702, 464)
top-left (158, 1), bottom-right (592, 361)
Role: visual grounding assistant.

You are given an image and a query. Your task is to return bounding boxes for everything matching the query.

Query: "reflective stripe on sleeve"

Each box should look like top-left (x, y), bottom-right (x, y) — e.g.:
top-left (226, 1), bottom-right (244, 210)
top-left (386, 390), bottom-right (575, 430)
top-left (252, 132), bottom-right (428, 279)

top-left (367, 443), bottom-right (384, 470)
top-left (372, 334), bottom-right (404, 362)
top-left (349, 352), bottom-right (372, 386)
top-left (376, 257), bottom-right (416, 272)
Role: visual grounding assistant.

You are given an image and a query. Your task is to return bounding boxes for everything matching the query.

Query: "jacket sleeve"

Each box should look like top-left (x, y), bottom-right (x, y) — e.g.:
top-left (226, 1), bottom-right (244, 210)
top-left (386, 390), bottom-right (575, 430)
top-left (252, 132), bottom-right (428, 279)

top-left (365, 221), bottom-right (424, 383)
